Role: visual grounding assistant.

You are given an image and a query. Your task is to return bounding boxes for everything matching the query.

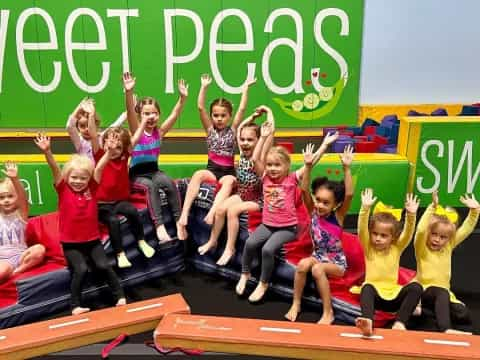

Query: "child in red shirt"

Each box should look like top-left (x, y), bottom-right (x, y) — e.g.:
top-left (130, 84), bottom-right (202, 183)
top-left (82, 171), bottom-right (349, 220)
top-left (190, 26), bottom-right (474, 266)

top-left (35, 132), bottom-right (126, 315)
top-left (88, 108), bottom-right (155, 268)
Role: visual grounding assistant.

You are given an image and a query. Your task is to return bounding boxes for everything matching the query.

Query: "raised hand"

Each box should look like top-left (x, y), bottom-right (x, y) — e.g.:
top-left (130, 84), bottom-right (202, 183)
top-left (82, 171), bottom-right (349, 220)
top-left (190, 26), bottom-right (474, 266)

top-left (34, 133), bottom-right (51, 153)
top-left (432, 190), bottom-right (439, 208)
top-left (2, 161), bottom-right (18, 178)
top-left (260, 121), bottom-right (274, 138)
top-left (200, 73), bottom-right (212, 87)
top-left (322, 131), bottom-right (339, 148)
top-left (361, 188), bottom-right (377, 208)
top-left (104, 132), bottom-right (120, 158)
top-left (460, 193), bottom-right (480, 210)
top-left (178, 79), bottom-right (189, 97)
top-left (302, 143), bottom-right (315, 166)
top-left (123, 72), bottom-right (136, 91)
top-left (82, 98), bottom-right (95, 115)
top-left (340, 144), bottom-right (354, 167)
top-left (405, 193), bottom-right (420, 214)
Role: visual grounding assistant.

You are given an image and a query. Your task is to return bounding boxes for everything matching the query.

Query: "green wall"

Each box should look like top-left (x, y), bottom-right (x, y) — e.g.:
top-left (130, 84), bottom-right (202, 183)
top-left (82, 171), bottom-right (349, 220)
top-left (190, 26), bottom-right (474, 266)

top-left (0, 0), bottom-right (363, 128)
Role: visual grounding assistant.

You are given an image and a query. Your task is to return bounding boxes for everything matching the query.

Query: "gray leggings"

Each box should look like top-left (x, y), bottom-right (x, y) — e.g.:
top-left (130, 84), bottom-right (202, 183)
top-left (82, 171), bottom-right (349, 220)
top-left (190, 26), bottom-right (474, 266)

top-left (131, 171), bottom-right (181, 226)
top-left (241, 223), bottom-right (297, 283)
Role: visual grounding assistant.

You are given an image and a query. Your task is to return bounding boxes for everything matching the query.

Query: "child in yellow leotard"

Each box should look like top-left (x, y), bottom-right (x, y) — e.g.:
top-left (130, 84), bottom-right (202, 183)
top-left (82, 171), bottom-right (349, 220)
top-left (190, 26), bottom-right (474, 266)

top-left (412, 191), bottom-right (479, 334)
top-left (353, 188), bottom-right (422, 336)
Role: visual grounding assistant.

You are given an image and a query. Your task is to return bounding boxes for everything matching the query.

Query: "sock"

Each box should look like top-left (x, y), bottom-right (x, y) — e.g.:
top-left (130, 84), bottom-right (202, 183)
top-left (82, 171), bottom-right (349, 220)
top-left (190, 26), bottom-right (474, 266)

top-left (117, 252), bottom-right (132, 268)
top-left (138, 240), bottom-right (155, 258)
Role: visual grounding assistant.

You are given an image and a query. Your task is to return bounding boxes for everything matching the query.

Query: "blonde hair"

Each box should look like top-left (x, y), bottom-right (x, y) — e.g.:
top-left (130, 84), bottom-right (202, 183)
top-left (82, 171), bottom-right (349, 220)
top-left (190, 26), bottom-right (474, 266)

top-left (0, 178), bottom-right (15, 194)
top-left (429, 214), bottom-right (456, 240)
top-left (62, 154), bottom-right (94, 179)
top-left (369, 212), bottom-right (402, 241)
top-left (266, 146), bottom-right (291, 168)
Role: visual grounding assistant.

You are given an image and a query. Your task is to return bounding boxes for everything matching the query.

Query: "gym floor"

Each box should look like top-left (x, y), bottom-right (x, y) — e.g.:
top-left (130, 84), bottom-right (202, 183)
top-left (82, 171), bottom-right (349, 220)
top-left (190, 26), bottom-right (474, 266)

top-left (33, 212), bottom-right (480, 359)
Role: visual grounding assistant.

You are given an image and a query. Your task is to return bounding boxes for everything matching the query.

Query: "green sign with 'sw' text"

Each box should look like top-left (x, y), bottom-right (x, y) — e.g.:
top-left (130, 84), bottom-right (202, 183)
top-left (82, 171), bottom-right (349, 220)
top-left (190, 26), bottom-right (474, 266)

top-left (0, 0), bottom-right (364, 129)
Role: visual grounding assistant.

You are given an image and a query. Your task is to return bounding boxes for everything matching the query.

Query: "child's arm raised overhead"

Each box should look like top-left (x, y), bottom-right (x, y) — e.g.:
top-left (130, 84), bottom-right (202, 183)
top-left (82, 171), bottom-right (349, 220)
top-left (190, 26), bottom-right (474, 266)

top-left (300, 143), bottom-right (316, 214)
top-left (335, 144), bottom-right (354, 225)
top-left (66, 98), bottom-right (86, 152)
top-left (251, 114), bottom-right (275, 176)
top-left (358, 188), bottom-right (376, 250)
top-left (131, 112), bottom-right (149, 148)
top-left (414, 191), bottom-right (437, 252)
top-left (295, 131), bottom-right (339, 179)
top-left (84, 100), bottom-right (100, 156)
top-left (34, 134), bottom-right (61, 186)
top-left (2, 162), bottom-right (28, 221)
top-left (397, 193), bottom-right (420, 251)
top-left (257, 106), bottom-right (275, 165)
top-left (123, 72), bottom-right (139, 134)
top-left (93, 132), bottom-right (115, 183)
top-left (231, 78), bottom-right (256, 132)
top-left (198, 74), bottom-right (213, 132)
top-left (159, 79), bottom-right (188, 137)
top-left (453, 194), bottom-right (480, 247)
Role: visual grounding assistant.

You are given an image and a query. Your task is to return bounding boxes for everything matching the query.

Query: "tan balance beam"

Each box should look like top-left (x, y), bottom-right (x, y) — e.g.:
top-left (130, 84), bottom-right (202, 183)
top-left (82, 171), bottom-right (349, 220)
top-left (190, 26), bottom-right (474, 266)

top-left (154, 313), bottom-right (479, 360)
top-left (0, 293), bottom-right (190, 360)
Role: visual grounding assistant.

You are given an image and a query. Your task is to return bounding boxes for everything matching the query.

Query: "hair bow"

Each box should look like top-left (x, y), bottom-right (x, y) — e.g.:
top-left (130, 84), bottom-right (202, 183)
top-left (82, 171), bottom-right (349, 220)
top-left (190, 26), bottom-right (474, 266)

top-left (434, 205), bottom-right (458, 223)
top-left (373, 201), bottom-right (402, 221)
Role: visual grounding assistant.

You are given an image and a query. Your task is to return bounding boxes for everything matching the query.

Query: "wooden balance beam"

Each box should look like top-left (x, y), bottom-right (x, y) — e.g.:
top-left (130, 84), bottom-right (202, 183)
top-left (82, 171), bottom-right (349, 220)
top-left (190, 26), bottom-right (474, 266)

top-left (154, 314), bottom-right (479, 360)
top-left (0, 293), bottom-right (190, 360)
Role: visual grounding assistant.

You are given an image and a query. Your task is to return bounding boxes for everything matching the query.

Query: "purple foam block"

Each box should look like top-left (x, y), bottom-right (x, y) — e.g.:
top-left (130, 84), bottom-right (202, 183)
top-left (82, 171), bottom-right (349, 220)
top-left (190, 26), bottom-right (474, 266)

top-left (378, 144), bottom-right (397, 153)
top-left (431, 108), bottom-right (448, 116)
top-left (332, 139), bottom-right (354, 153)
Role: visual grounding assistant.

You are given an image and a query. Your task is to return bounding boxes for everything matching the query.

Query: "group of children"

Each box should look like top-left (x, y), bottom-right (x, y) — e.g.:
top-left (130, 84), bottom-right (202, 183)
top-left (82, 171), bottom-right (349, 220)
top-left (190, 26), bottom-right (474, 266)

top-left (0, 72), bottom-right (478, 337)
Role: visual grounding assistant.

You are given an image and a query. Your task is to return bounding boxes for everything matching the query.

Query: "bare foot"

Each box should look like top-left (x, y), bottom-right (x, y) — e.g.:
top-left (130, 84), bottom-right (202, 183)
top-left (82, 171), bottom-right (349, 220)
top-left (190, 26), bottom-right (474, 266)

top-left (156, 225), bottom-right (172, 243)
top-left (445, 329), bottom-right (472, 335)
top-left (176, 220), bottom-right (188, 241)
top-left (392, 321), bottom-right (406, 330)
top-left (248, 282), bottom-right (269, 303)
top-left (355, 317), bottom-right (373, 337)
top-left (116, 298), bottom-right (127, 306)
top-left (317, 310), bottom-right (335, 325)
top-left (198, 240), bottom-right (217, 255)
top-left (72, 307), bottom-right (90, 315)
top-left (216, 248), bottom-right (235, 266)
top-left (203, 211), bottom-right (215, 225)
top-left (236, 273), bottom-right (250, 296)
top-left (285, 303), bottom-right (301, 322)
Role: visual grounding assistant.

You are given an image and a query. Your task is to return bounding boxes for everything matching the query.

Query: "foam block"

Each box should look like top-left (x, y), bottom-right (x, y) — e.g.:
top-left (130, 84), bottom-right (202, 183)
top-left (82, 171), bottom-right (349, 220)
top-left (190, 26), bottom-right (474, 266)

top-left (375, 126), bottom-right (391, 137)
top-left (372, 135), bottom-right (389, 146)
top-left (431, 108), bottom-right (448, 116)
top-left (378, 144), bottom-right (397, 153)
top-left (155, 314), bottom-right (480, 360)
top-left (347, 126), bottom-right (362, 135)
top-left (332, 139), bottom-right (354, 153)
top-left (0, 294), bottom-right (190, 360)
top-left (363, 126), bottom-right (378, 136)
top-left (355, 141), bottom-right (378, 153)
top-left (407, 110), bottom-right (427, 117)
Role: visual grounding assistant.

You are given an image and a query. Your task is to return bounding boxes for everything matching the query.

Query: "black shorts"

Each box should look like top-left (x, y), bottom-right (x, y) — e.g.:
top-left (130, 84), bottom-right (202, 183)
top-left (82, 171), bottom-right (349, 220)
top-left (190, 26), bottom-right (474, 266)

top-left (207, 160), bottom-right (236, 180)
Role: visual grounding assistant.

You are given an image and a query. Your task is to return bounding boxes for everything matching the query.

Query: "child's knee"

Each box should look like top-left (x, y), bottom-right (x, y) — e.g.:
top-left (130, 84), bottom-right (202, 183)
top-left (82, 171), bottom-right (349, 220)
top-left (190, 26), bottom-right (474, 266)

top-left (261, 245), bottom-right (275, 259)
top-left (296, 258), bottom-right (312, 273)
top-left (0, 264), bottom-right (13, 281)
top-left (409, 283), bottom-right (423, 296)
top-left (311, 263), bottom-right (325, 278)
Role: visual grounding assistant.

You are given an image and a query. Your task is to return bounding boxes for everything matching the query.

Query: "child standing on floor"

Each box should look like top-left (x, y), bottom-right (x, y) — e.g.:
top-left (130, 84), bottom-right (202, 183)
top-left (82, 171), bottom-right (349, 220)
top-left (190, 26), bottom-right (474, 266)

top-left (123, 72), bottom-right (188, 243)
top-left (285, 138), bottom-right (354, 324)
top-left (354, 188), bottom-right (422, 336)
top-left (199, 106), bottom-right (275, 265)
top-left (236, 143), bottom-right (330, 303)
top-left (66, 97), bottom-right (127, 160)
top-left (0, 162), bottom-right (45, 284)
top-left (177, 74), bottom-right (256, 240)
top-left (85, 100), bottom-right (155, 268)
top-left (35, 133), bottom-right (125, 315)
top-left (413, 191), bottom-right (479, 334)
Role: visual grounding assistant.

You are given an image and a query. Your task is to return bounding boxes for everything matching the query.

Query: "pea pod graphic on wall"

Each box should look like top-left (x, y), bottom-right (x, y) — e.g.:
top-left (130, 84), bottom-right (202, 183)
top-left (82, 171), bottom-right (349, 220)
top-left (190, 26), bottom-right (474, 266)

top-left (273, 68), bottom-right (348, 121)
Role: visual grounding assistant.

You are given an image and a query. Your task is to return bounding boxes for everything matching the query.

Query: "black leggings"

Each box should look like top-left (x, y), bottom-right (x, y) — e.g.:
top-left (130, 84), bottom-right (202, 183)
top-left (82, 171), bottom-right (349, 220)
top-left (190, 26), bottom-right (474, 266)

top-left (98, 201), bottom-right (144, 254)
top-left (62, 240), bottom-right (124, 308)
top-left (421, 286), bottom-right (470, 331)
top-left (360, 283), bottom-right (422, 325)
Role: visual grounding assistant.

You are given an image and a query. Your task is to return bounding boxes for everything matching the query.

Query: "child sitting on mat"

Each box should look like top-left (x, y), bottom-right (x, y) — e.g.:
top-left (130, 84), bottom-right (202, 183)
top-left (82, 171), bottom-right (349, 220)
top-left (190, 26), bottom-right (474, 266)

top-left (412, 190), bottom-right (479, 334)
top-left (0, 162), bottom-right (45, 284)
top-left (285, 135), bottom-right (354, 324)
top-left (177, 74), bottom-right (256, 240)
top-left (353, 188), bottom-right (422, 336)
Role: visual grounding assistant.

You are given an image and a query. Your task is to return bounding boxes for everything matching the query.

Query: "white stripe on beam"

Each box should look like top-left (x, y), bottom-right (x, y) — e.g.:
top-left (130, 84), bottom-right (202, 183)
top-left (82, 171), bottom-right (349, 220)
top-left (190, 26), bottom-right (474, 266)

top-left (126, 303), bottom-right (163, 313)
top-left (49, 318), bottom-right (90, 329)
top-left (260, 327), bottom-right (301, 334)
top-left (424, 339), bottom-right (470, 347)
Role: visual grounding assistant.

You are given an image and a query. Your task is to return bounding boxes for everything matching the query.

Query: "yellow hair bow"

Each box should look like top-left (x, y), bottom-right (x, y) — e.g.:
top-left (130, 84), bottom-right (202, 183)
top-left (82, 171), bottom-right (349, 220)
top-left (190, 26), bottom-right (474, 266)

top-left (434, 205), bottom-right (458, 223)
top-left (373, 201), bottom-right (402, 221)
